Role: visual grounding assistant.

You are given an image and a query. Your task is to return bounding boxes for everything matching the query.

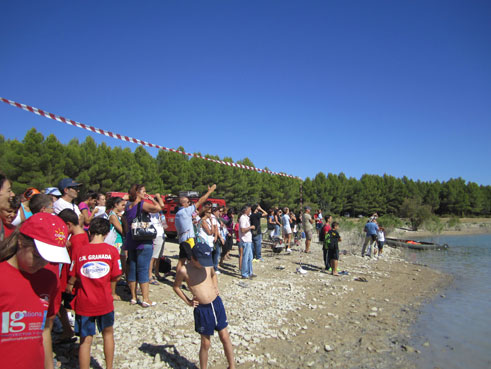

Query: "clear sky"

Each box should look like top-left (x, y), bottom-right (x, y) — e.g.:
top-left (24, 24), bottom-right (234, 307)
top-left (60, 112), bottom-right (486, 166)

top-left (1, 0), bottom-right (490, 184)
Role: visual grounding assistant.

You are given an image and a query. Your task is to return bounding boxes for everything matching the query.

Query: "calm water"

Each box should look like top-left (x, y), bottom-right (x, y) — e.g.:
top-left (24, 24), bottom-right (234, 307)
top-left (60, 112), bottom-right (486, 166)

top-left (402, 234), bottom-right (491, 369)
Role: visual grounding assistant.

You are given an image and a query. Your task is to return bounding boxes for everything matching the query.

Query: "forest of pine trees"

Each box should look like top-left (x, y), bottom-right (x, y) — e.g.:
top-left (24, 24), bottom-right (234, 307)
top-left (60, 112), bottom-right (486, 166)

top-left (1, 128), bottom-right (490, 217)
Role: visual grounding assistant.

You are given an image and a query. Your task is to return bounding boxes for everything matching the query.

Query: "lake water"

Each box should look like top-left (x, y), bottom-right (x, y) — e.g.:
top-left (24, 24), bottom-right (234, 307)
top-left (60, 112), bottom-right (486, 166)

top-left (401, 234), bottom-right (491, 369)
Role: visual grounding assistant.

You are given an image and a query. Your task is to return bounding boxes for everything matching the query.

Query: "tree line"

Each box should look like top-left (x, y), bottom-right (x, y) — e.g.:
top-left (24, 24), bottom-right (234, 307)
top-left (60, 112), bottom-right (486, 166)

top-left (1, 129), bottom-right (490, 217)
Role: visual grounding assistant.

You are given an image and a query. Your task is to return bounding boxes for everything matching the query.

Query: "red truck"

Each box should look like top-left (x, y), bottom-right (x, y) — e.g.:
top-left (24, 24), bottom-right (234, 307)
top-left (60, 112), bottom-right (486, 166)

top-left (106, 190), bottom-right (226, 239)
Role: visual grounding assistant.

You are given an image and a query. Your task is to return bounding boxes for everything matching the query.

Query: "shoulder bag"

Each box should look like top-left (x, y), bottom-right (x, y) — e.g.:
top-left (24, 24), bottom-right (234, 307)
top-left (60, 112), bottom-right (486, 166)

top-left (131, 202), bottom-right (157, 241)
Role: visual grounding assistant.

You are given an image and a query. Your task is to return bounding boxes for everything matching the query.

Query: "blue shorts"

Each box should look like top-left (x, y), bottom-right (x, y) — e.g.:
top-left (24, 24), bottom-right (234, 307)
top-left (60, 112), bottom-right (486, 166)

top-left (194, 296), bottom-right (228, 336)
top-left (75, 311), bottom-right (114, 337)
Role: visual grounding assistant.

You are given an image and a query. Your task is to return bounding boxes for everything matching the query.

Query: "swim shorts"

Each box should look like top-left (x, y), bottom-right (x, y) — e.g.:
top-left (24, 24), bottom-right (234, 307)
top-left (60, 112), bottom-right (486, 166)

top-left (328, 245), bottom-right (339, 261)
top-left (194, 296), bottom-right (228, 336)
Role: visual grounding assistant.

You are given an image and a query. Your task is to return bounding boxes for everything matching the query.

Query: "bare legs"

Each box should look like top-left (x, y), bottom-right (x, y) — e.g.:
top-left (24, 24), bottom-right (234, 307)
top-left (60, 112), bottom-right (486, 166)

top-left (199, 329), bottom-right (235, 369)
top-left (79, 327), bottom-right (114, 369)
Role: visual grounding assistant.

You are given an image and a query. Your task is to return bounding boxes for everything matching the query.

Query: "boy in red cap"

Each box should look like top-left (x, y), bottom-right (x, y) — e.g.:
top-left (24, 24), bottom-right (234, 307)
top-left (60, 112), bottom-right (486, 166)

top-left (67, 217), bottom-right (121, 369)
top-left (0, 213), bottom-right (70, 369)
top-left (173, 242), bottom-right (235, 369)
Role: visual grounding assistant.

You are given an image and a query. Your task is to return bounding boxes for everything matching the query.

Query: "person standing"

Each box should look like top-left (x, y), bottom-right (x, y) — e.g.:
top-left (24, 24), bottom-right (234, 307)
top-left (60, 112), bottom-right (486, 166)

top-left (238, 205), bottom-right (255, 279)
top-left (325, 222), bottom-right (342, 276)
top-left (302, 207), bottom-right (314, 253)
top-left (315, 209), bottom-right (323, 231)
top-left (124, 184), bottom-right (162, 307)
top-left (148, 194), bottom-right (166, 284)
top-left (53, 178), bottom-right (83, 226)
top-left (361, 218), bottom-right (379, 257)
top-left (320, 215), bottom-right (333, 268)
top-left (78, 191), bottom-right (100, 231)
top-left (0, 213), bottom-right (70, 369)
top-left (219, 208), bottom-right (234, 266)
top-left (282, 207), bottom-right (293, 253)
top-left (174, 185), bottom-right (216, 272)
top-left (249, 204), bottom-right (267, 261)
top-left (67, 218), bottom-right (122, 369)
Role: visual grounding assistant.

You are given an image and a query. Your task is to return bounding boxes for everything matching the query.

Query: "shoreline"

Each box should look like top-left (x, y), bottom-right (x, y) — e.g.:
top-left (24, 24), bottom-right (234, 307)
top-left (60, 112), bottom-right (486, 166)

top-left (52, 233), bottom-right (451, 369)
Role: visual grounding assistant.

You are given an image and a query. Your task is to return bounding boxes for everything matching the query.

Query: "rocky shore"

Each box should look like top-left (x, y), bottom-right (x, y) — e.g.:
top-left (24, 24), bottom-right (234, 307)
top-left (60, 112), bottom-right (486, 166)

top-left (53, 231), bottom-right (449, 369)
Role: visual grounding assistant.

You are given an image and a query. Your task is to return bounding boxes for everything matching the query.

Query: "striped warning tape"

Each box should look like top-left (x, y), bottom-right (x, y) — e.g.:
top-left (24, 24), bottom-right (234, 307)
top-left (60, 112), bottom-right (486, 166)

top-left (1, 97), bottom-right (301, 179)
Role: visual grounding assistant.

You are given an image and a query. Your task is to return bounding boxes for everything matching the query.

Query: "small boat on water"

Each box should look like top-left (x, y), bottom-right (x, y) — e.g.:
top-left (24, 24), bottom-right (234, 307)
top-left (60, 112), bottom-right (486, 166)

top-left (385, 237), bottom-right (449, 250)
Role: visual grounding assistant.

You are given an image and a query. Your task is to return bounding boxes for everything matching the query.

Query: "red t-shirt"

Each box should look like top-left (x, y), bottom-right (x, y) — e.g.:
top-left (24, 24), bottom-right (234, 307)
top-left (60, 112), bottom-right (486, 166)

top-left (69, 232), bottom-right (89, 259)
top-left (44, 263), bottom-right (62, 315)
top-left (64, 232), bottom-right (90, 293)
top-left (3, 224), bottom-right (16, 239)
top-left (322, 223), bottom-right (332, 234)
top-left (0, 261), bottom-right (58, 369)
top-left (69, 243), bottom-right (122, 316)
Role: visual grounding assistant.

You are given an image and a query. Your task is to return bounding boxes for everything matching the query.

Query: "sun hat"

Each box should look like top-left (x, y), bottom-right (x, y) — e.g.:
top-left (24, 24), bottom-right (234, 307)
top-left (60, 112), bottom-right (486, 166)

top-left (58, 178), bottom-right (82, 192)
top-left (192, 242), bottom-right (214, 267)
top-left (44, 187), bottom-right (62, 197)
top-left (19, 213), bottom-right (70, 264)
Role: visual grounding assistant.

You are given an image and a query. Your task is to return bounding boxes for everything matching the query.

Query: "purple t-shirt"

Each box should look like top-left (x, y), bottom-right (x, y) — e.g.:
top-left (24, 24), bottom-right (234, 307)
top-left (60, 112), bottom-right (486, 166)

top-left (222, 214), bottom-right (234, 234)
top-left (124, 202), bottom-right (152, 250)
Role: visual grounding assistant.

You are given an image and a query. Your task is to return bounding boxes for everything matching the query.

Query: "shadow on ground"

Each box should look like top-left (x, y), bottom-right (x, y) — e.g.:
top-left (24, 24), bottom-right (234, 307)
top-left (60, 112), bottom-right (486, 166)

top-left (139, 342), bottom-right (198, 369)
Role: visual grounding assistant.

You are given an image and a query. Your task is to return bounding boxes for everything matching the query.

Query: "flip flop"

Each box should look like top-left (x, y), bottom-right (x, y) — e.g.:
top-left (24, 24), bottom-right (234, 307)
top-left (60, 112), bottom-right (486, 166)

top-left (141, 301), bottom-right (157, 308)
top-left (130, 299), bottom-right (139, 305)
top-left (149, 279), bottom-right (159, 285)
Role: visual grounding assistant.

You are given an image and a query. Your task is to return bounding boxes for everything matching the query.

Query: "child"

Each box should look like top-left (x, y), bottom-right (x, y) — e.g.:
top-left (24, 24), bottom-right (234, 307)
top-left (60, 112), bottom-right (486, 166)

top-left (325, 222), bottom-right (342, 276)
top-left (173, 243), bottom-right (235, 369)
top-left (67, 217), bottom-right (122, 369)
top-left (376, 226), bottom-right (385, 257)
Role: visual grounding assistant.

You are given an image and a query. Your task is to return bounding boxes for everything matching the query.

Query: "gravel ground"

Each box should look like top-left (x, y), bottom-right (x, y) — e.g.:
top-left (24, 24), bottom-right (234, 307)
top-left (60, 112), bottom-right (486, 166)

top-left (52, 231), bottom-right (449, 369)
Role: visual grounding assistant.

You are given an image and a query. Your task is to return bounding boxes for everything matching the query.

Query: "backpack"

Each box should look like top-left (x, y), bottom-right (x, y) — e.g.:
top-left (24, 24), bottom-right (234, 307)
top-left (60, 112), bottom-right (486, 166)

top-left (158, 256), bottom-right (172, 274)
top-left (319, 224), bottom-right (326, 242)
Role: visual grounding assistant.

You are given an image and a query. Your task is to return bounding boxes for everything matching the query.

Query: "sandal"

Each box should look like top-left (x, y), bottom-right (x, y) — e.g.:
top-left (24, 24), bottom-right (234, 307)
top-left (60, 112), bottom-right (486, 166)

top-left (130, 299), bottom-right (139, 305)
top-left (141, 301), bottom-right (156, 308)
top-left (149, 279), bottom-right (159, 285)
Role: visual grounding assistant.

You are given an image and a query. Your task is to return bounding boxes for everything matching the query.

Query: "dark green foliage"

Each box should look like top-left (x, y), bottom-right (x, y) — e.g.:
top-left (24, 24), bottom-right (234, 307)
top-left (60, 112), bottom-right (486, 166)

top-left (0, 129), bottom-right (490, 218)
top-left (399, 198), bottom-right (433, 230)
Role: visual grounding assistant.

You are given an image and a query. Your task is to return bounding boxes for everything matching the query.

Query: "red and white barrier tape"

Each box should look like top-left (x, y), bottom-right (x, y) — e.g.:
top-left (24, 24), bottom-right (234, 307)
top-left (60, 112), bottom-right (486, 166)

top-left (1, 97), bottom-right (301, 179)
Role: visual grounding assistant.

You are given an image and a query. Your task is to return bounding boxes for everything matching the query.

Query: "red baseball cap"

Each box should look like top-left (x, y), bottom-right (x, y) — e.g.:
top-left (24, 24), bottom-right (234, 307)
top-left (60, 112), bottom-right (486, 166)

top-left (19, 213), bottom-right (70, 264)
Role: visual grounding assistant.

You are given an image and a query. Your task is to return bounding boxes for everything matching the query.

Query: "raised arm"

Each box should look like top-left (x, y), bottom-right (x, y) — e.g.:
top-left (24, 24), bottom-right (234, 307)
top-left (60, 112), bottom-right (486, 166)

top-left (142, 193), bottom-right (163, 213)
top-left (195, 184), bottom-right (217, 209)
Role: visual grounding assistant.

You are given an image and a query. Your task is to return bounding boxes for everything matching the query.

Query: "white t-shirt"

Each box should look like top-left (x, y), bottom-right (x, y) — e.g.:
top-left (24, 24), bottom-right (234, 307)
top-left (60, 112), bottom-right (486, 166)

top-left (239, 214), bottom-right (252, 243)
top-left (282, 214), bottom-right (291, 228)
top-left (377, 229), bottom-right (385, 242)
top-left (150, 212), bottom-right (164, 237)
top-left (198, 218), bottom-right (214, 247)
top-left (53, 197), bottom-right (81, 217)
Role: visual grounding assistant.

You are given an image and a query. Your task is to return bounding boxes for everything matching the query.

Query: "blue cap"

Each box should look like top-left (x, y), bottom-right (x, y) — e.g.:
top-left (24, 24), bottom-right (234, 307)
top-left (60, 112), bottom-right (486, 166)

top-left (58, 178), bottom-right (82, 192)
top-left (192, 242), bottom-right (213, 267)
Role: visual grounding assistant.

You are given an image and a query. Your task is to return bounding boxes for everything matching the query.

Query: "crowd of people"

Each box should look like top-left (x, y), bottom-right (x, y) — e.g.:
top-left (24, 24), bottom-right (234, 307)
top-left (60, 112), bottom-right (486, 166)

top-left (0, 172), bottom-right (388, 369)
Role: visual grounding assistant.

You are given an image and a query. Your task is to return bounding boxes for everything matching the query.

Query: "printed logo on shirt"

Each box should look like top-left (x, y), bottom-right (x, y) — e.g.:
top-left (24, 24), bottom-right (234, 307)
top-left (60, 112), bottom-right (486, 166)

top-left (1, 310), bottom-right (47, 336)
top-left (80, 261), bottom-right (110, 279)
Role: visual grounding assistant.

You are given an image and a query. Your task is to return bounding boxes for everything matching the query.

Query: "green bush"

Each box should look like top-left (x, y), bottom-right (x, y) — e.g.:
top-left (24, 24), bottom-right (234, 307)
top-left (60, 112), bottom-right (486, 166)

top-left (400, 198), bottom-right (433, 230)
top-left (377, 214), bottom-right (403, 233)
top-left (424, 215), bottom-right (444, 235)
top-left (447, 216), bottom-right (461, 230)
top-left (337, 217), bottom-right (360, 232)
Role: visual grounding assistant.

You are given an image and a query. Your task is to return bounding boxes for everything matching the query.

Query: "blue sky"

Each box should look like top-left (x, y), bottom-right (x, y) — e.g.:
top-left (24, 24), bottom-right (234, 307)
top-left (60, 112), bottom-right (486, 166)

top-left (1, 0), bottom-right (490, 184)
